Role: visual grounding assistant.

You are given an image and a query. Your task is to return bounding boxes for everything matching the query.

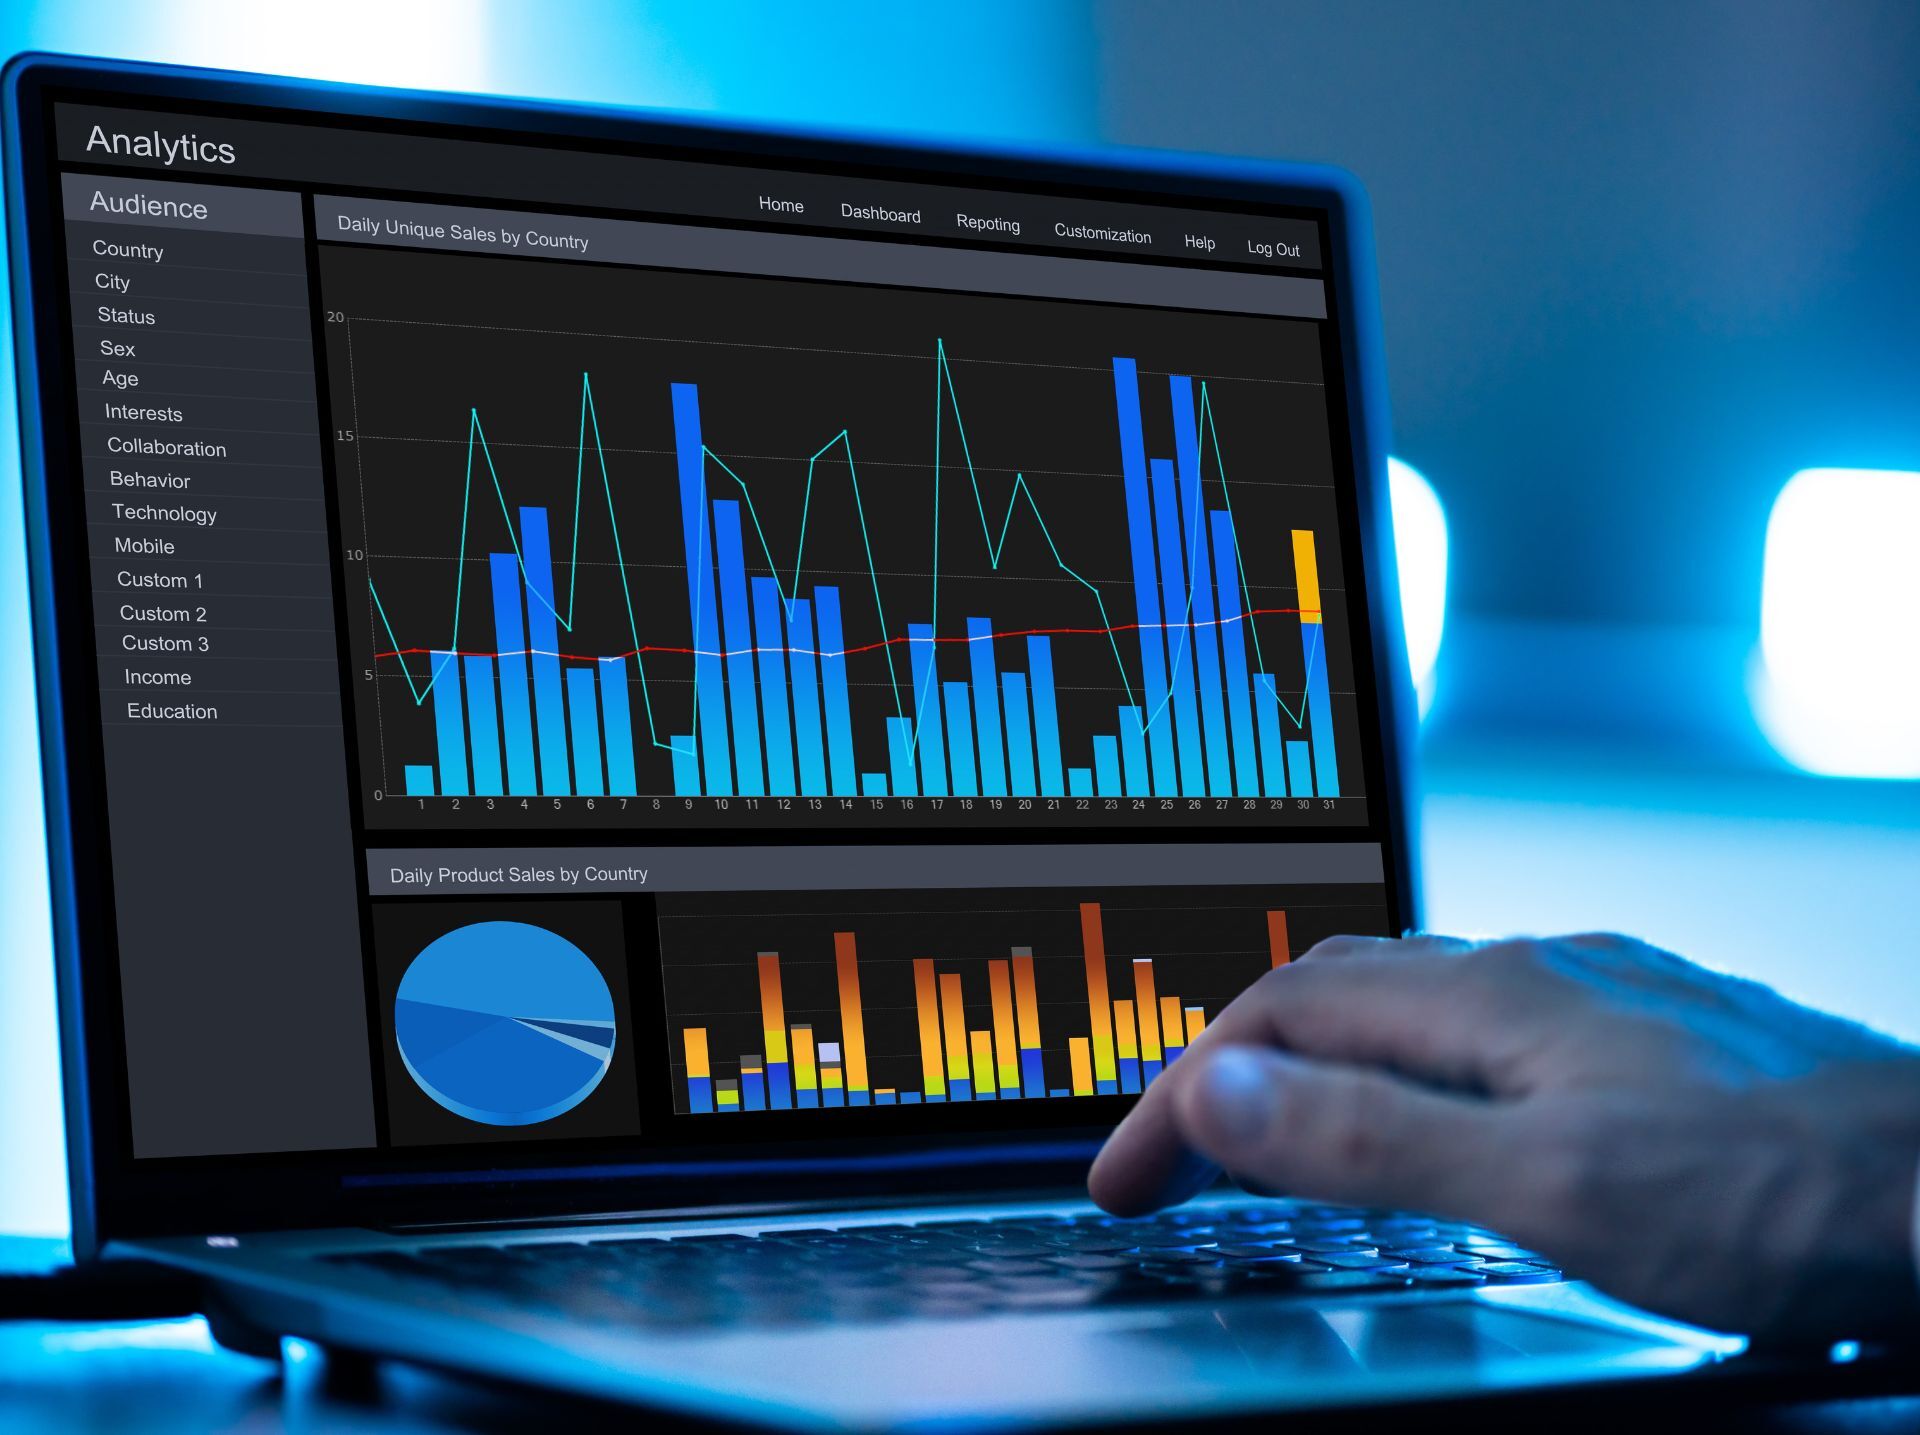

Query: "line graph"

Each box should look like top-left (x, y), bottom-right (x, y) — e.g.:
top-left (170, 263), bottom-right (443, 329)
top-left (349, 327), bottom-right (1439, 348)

top-left (318, 241), bottom-right (1364, 828)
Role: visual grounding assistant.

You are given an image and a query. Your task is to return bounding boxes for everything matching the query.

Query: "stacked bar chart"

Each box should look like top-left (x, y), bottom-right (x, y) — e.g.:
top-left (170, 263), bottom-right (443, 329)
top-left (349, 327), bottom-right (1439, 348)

top-left (658, 884), bottom-right (1345, 1119)
top-left (325, 241), bottom-right (1363, 827)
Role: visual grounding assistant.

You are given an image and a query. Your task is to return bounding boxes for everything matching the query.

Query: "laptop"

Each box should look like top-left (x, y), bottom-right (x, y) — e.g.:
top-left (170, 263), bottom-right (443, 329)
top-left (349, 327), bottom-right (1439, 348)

top-left (5, 51), bottom-right (1741, 1429)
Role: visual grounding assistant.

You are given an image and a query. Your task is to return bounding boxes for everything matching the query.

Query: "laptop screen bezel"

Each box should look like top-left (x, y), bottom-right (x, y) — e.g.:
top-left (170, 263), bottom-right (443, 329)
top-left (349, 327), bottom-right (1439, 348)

top-left (4, 52), bottom-right (1420, 1255)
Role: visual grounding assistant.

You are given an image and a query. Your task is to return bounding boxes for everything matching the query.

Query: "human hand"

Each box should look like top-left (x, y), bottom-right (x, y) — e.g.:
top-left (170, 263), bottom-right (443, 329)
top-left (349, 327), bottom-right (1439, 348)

top-left (1088, 932), bottom-right (1920, 1340)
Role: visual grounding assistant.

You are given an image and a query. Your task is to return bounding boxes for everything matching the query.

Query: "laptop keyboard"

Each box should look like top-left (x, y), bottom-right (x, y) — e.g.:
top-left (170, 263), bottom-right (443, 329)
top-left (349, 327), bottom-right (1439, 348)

top-left (326, 1200), bottom-right (1564, 1330)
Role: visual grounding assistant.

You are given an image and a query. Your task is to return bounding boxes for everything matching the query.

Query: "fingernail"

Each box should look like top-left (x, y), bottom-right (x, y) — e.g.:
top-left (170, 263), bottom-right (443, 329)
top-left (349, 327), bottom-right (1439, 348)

top-left (1196, 1048), bottom-right (1276, 1145)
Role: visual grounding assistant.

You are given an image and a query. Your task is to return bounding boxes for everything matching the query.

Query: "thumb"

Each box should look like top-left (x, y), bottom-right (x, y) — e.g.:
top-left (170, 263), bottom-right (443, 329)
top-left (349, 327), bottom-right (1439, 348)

top-left (1172, 1045), bottom-right (1517, 1225)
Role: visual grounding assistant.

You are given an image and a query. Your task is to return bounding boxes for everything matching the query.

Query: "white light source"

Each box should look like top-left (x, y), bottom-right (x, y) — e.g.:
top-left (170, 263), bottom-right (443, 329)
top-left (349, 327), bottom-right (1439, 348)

top-left (155, 1), bottom-right (493, 91)
top-left (1755, 468), bottom-right (1920, 778)
top-left (1388, 457), bottom-right (1448, 715)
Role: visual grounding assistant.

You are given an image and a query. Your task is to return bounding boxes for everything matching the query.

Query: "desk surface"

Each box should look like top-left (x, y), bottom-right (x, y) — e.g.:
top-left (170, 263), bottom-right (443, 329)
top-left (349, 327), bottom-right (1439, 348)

top-left (4, 1315), bottom-right (1920, 1435)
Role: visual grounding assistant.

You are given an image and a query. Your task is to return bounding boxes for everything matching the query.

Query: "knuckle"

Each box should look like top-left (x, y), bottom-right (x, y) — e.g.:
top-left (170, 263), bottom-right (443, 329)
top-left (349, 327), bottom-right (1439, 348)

top-left (1299, 934), bottom-right (1376, 963)
top-left (1314, 1074), bottom-right (1399, 1179)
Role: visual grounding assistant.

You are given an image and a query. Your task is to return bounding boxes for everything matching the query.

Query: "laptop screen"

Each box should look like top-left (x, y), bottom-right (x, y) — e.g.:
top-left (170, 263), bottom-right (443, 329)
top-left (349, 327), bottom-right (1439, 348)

top-left (21, 77), bottom-right (1401, 1168)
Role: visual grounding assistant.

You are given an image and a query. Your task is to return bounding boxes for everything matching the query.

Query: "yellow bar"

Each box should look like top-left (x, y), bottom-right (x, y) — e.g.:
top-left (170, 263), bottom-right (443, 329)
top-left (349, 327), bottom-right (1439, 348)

top-left (833, 931), bottom-right (870, 1095)
top-left (1080, 902), bottom-right (1117, 1083)
top-left (717, 1085), bottom-right (740, 1107)
top-left (1292, 529), bottom-right (1323, 622)
top-left (791, 1024), bottom-right (818, 1093)
top-left (1113, 1000), bottom-right (1138, 1060)
top-left (1131, 960), bottom-right (1161, 1063)
top-left (1161, 996), bottom-right (1185, 1048)
top-left (940, 973), bottom-right (971, 1084)
top-left (1068, 1037), bottom-right (1093, 1096)
top-left (822, 1066), bottom-right (844, 1089)
top-left (1184, 1006), bottom-right (1207, 1044)
top-left (756, 952), bottom-right (790, 1065)
top-left (683, 1027), bottom-right (710, 1080)
top-left (988, 960), bottom-right (1019, 1088)
top-left (970, 1030), bottom-right (997, 1096)
top-left (913, 958), bottom-right (947, 1097)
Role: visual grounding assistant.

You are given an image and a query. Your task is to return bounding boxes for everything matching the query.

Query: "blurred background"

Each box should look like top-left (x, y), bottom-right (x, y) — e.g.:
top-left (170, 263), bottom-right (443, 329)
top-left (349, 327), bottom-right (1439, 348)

top-left (3, 0), bottom-right (1917, 1237)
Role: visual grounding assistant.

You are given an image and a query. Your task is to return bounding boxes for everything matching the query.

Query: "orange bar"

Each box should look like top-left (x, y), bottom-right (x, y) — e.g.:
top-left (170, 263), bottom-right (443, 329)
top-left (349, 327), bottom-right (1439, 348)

top-left (683, 1027), bottom-right (710, 1080)
top-left (1131, 959), bottom-right (1161, 1062)
top-left (1267, 910), bottom-right (1292, 968)
top-left (988, 960), bottom-right (1019, 1088)
top-left (970, 1030), bottom-right (997, 1095)
top-left (791, 1024), bottom-right (818, 1094)
top-left (940, 973), bottom-right (971, 1085)
top-left (1011, 948), bottom-right (1042, 1049)
top-left (1160, 996), bottom-right (1184, 1048)
top-left (1068, 1037), bottom-right (1093, 1095)
top-left (1292, 529), bottom-right (1323, 622)
top-left (912, 959), bottom-right (947, 1097)
top-left (833, 931), bottom-right (870, 1095)
top-left (1080, 902), bottom-right (1117, 1083)
top-left (756, 952), bottom-right (789, 1065)
top-left (1113, 999), bottom-right (1138, 1060)
top-left (1185, 1006), bottom-right (1207, 1044)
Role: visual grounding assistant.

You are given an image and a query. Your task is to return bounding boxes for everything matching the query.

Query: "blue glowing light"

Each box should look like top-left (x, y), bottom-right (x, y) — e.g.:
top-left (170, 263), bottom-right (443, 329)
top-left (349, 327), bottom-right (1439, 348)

top-left (1388, 457), bottom-right (1448, 716)
top-left (1754, 468), bottom-right (1920, 779)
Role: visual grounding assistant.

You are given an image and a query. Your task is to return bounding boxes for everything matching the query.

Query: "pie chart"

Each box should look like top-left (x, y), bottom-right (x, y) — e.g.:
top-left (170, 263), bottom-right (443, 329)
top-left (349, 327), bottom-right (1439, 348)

top-left (393, 920), bottom-right (617, 1126)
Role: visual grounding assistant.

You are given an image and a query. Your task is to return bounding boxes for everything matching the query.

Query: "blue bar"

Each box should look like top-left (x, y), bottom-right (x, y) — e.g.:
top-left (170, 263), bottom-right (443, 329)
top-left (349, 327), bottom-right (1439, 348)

top-left (1286, 739), bottom-right (1315, 798)
top-left (1020, 1048), bottom-right (1045, 1099)
top-left (849, 1090), bottom-right (870, 1108)
top-left (815, 587), bottom-right (858, 797)
top-left (766, 1061), bottom-right (793, 1111)
top-left (488, 553), bottom-right (537, 797)
top-left (1068, 767), bottom-right (1094, 797)
top-left (1211, 511), bottom-right (1262, 798)
top-left (1142, 1057), bottom-right (1164, 1086)
top-left (1118, 706), bottom-right (1150, 797)
top-left (1254, 673), bottom-right (1289, 798)
top-left (1302, 622), bottom-right (1341, 797)
top-left (1169, 377), bottom-right (1234, 796)
top-left (1002, 673), bottom-right (1036, 797)
top-left (901, 1092), bottom-right (922, 1105)
top-left (687, 1076), bottom-right (713, 1115)
top-left (1112, 358), bottom-right (1177, 796)
top-left (862, 772), bottom-right (888, 796)
top-left (1163, 1041), bottom-right (1185, 1064)
top-left (671, 384), bottom-right (733, 796)
top-left (876, 1091), bottom-right (898, 1106)
top-left (951, 1080), bottom-right (973, 1103)
top-left (1093, 735), bottom-right (1122, 796)
top-left (743, 1071), bottom-right (767, 1113)
top-left (908, 623), bottom-right (948, 796)
top-left (1049, 1088), bottom-right (1071, 1098)
top-left (1149, 459), bottom-right (1207, 795)
top-left (965, 618), bottom-right (1007, 796)
top-left (430, 652), bottom-right (468, 797)
top-left (797, 1085), bottom-right (819, 1110)
top-left (886, 716), bottom-right (918, 797)
top-left (1026, 636), bottom-right (1065, 796)
top-left (670, 734), bottom-right (700, 795)
top-left (786, 598), bottom-right (829, 796)
top-left (749, 577), bottom-right (796, 796)
top-left (1096, 1078), bottom-right (1118, 1096)
top-left (1119, 1058), bottom-right (1142, 1095)
top-left (598, 656), bottom-right (637, 796)
top-left (404, 764), bottom-right (435, 797)
top-left (942, 682), bottom-right (978, 795)
top-left (518, 508), bottom-right (571, 796)
top-left (824, 1085), bottom-right (845, 1108)
top-left (711, 500), bottom-right (763, 796)
top-left (565, 667), bottom-right (604, 796)
top-left (463, 657), bottom-right (503, 797)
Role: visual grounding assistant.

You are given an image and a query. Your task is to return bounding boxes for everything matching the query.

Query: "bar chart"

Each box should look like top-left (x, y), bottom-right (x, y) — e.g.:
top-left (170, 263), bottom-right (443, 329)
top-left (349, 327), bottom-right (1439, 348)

top-left (322, 242), bottom-right (1365, 828)
top-left (657, 882), bottom-right (1392, 1117)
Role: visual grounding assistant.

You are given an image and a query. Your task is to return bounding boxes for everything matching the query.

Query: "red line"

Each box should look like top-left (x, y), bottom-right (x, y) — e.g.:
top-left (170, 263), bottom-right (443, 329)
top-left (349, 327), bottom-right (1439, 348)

top-left (372, 607), bottom-right (1307, 665)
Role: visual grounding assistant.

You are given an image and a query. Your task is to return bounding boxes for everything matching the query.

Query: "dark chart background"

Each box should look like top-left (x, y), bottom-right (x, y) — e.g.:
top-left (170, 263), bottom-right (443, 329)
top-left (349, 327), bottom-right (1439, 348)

top-left (657, 881), bottom-right (1391, 1119)
top-left (317, 242), bottom-right (1367, 831)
